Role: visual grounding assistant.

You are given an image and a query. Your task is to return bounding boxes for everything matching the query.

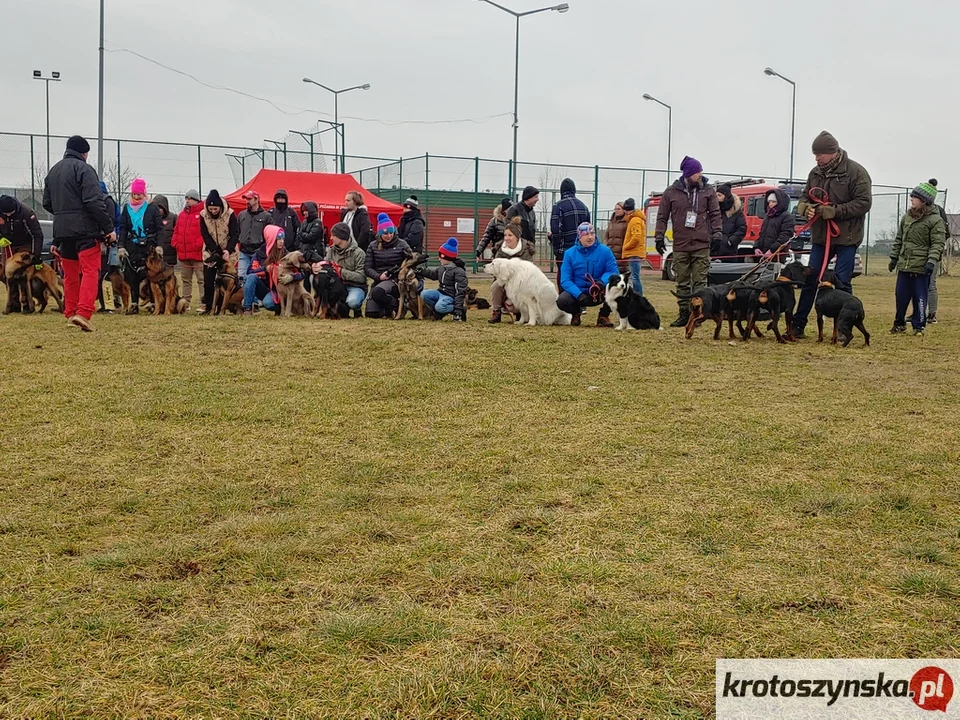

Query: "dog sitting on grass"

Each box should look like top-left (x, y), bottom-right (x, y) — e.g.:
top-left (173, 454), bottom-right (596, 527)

top-left (277, 251), bottom-right (315, 317)
top-left (145, 246), bottom-right (187, 315)
top-left (394, 250), bottom-right (431, 320)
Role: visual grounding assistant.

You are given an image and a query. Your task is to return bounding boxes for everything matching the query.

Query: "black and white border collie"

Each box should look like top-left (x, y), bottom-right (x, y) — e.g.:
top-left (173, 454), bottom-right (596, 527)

top-left (604, 274), bottom-right (661, 330)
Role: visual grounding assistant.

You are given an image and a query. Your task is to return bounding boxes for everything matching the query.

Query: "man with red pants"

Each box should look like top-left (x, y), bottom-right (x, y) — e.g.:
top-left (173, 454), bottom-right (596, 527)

top-left (42, 136), bottom-right (116, 331)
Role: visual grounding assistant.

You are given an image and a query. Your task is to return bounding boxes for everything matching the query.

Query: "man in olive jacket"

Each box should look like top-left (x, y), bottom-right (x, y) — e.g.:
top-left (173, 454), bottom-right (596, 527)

top-left (791, 131), bottom-right (872, 337)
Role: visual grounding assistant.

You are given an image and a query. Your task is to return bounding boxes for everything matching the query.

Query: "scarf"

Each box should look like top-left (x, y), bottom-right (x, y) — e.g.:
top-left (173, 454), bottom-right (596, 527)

top-left (908, 204), bottom-right (927, 220)
top-left (719, 196), bottom-right (734, 213)
top-left (766, 205), bottom-right (781, 218)
top-left (500, 238), bottom-right (523, 257)
top-left (817, 150), bottom-right (845, 175)
top-left (127, 202), bottom-right (148, 241)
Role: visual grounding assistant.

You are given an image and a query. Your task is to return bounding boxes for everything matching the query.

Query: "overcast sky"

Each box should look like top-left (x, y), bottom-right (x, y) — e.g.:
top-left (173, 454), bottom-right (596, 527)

top-left (3, 0), bottom-right (957, 212)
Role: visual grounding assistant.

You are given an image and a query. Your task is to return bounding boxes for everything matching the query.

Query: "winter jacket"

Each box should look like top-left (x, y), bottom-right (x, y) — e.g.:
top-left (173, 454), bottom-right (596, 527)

top-left (654, 177), bottom-right (723, 253)
top-left (42, 149), bottom-right (114, 247)
top-left (364, 234), bottom-right (411, 280)
top-left (398, 208), bottom-right (425, 253)
top-left (559, 240), bottom-right (619, 299)
top-left (200, 207), bottom-right (239, 257)
top-left (505, 200), bottom-right (537, 245)
top-left (325, 238), bottom-right (368, 288)
top-left (714, 194), bottom-right (747, 257)
top-left (796, 152), bottom-right (872, 248)
top-left (119, 201), bottom-right (162, 251)
top-left (549, 180), bottom-right (591, 261)
top-left (421, 259), bottom-right (468, 314)
top-left (621, 210), bottom-right (647, 259)
top-left (171, 201), bottom-right (205, 262)
top-left (494, 239), bottom-right (536, 261)
top-left (271, 203), bottom-right (301, 248)
top-left (237, 206), bottom-right (273, 254)
top-left (754, 189), bottom-right (796, 254)
top-left (604, 212), bottom-right (628, 260)
top-left (341, 206), bottom-right (373, 251)
top-left (477, 204), bottom-right (507, 255)
top-left (891, 205), bottom-right (946, 274)
top-left (0, 197), bottom-right (44, 256)
top-left (154, 195), bottom-right (178, 265)
top-left (99, 182), bottom-right (121, 236)
top-left (296, 202), bottom-right (324, 252)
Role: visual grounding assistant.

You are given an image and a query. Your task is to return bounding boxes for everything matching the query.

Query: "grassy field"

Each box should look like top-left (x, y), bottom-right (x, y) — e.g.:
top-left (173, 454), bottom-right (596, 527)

top-left (1, 274), bottom-right (959, 719)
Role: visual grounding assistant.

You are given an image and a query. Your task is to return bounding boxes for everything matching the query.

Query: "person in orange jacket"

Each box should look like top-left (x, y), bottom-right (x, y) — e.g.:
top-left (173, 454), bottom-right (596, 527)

top-left (619, 197), bottom-right (647, 294)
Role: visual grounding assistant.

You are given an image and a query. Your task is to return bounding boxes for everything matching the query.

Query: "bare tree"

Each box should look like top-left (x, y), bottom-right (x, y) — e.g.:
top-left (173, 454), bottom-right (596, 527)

top-left (102, 160), bottom-right (139, 201)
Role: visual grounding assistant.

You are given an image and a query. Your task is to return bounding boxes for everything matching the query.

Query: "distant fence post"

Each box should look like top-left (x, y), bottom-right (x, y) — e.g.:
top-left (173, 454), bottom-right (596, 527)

top-left (508, 160), bottom-right (514, 198)
top-left (197, 145), bottom-right (202, 194)
top-left (473, 157), bottom-right (479, 273)
top-left (864, 211), bottom-right (870, 275)
top-left (115, 140), bottom-right (122, 198)
top-left (29, 135), bottom-right (35, 207)
top-left (399, 157), bottom-right (403, 197)
top-left (592, 165), bottom-right (599, 224)
top-left (641, 169), bottom-right (646, 202)
top-left (424, 153), bottom-right (430, 254)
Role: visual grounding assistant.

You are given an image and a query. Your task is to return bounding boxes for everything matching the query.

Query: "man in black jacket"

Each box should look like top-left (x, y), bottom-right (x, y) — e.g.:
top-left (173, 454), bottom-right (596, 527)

top-left (271, 188), bottom-right (300, 247)
top-left (42, 135), bottom-right (115, 331)
top-left (397, 195), bottom-right (425, 253)
top-left (0, 194), bottom-right (45, 314)
top-left (506, 186), bottom-right (539, 244)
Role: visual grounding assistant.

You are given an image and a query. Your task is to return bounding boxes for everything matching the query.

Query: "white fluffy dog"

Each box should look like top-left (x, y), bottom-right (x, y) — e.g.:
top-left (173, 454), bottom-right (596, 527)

top-left (483, 259), bottom-right (572, 326)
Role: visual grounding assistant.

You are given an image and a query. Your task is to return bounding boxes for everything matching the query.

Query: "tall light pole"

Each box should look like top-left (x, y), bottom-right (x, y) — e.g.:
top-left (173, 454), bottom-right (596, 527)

top-left (642, 93), bottom-right (672, 184)
top-left (764, 67), bottom-right (796, 181)
top-left (98, 0), bottom-right (105, 176)
top-left (476, 0), bottom-right (570, 196)
top-left (33, 71), bottom-right (61, 172)
top-left (302, 78), bottom-right (370, 173)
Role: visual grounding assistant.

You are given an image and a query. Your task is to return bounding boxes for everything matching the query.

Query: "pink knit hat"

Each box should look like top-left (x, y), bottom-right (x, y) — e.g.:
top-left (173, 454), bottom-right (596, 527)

top-left (130, 178), bottom-right (147, 195)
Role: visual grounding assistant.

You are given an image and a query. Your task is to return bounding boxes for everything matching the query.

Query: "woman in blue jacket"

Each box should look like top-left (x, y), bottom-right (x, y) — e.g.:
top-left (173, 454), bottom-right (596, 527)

top-left (557, 222), bottom-right (619, 327)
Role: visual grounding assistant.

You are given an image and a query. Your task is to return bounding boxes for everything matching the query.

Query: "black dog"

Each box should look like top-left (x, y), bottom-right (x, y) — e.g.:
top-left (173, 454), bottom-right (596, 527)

top-left (672, 284), bottom-right (732, 340)
top-left (724, 282), bottom-right (762, 340)
top-left (745, 261), bottom-right (806, 344)
top-left (816, 269), bottom-right (870, 347)
top-left (311, 261), bottom-right (348, 319)
top-left (605, 275), bottom-right (661, 330)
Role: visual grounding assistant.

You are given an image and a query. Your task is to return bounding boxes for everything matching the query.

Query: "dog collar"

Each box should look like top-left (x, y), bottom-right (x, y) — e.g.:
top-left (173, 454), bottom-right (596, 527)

top-left (818, 281), bottom-right (835, 289)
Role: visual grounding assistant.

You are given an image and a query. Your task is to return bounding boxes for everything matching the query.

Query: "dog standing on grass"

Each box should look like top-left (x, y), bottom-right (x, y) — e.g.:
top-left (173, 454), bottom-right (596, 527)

top-left (3, 251), bottom-right (64, 314)
top-left (394, 249), bottom-right (431, 320)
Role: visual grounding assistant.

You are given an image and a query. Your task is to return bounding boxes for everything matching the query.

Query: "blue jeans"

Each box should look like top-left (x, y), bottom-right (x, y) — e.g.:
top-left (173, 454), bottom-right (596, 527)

top-left (421, 289), bottom-right (454, 315)
top-left (793, 244), bottom-right (857, 331)
top-left (629, 257), bottom-right (644, 295)
top-left (896, 271), bottom-right (929, 330)
top-left (238, 252), bottom-right (255, 280)
top-left (243, 275), bottom-right (277, 311)
top-left (345, 286), bottom-right (367, 310)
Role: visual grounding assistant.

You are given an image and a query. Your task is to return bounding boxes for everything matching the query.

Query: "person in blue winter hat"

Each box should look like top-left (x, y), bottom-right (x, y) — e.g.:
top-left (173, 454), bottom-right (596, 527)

top-left (420, 238), bottom-right (468, 321)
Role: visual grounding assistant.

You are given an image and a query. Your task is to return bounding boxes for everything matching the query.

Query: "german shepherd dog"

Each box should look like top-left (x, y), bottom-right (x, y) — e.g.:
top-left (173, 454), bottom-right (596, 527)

top-left (3, 251), bottom-right (64, 314)
top-left (465, 287), bottom-right (491, 311)
top-left (311, 260), bottom-right (348, 319)
top-left (145, 246), bottom-right (187, 315)
top-left (277, 251), bottom-right (315, 317)
top-left (211, 252), bottom-right (244, 315)
top-left (395, 250), bottom-right (432, 320)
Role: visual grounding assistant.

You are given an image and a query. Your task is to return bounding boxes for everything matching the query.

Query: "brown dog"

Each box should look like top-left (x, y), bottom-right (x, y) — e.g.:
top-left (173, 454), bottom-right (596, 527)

top-left (103, 266), bottom-right (132, 314)
top-left (145, 246), bottom-right (187, 315)
top-left (4, 251), bottom-right (64, 314)
top-left (277, 251), bottom-right (315, 317)
top-left (211, 252), bottom-right (244, 315)
top-left (394, 250), bottom-right (432, 320)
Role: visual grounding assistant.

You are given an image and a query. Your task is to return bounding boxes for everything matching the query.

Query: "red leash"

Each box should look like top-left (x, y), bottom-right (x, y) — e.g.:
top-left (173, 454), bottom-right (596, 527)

top-left (796, 186), bottom-right (839, 281)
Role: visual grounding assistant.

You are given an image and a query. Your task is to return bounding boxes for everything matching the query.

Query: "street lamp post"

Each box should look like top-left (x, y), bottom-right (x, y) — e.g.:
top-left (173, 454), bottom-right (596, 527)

top-left (33, 71), bottom-right (61, 172)
top-left (764, 67), bottom-right (797, 181)
top-left (476, 0), bottom-right (570, 196)
top-left (642, 93), bottom-right (672, 184)
top-left (302, 78), bottom-right (370, 173)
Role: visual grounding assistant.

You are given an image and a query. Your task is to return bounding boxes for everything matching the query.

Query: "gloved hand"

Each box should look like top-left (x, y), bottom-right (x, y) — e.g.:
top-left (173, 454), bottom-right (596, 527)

top-left (818, 205), bottom-right (837, 220)
top-left (117, 248), bottom-right (129, 260)
top-left (655, 237), bottom-right (666, 255)
top-left (0, 237), bottom-right (10, 248)
top-left (279, 273), bottom-right (294, 285)
top-left (452, 311), bottom-right (465, 322)
top-left (888, 258), bottom-right (897, 273)
top-left (925, 261), bottom-right (936, 276)
top-left (576, 293), bottom-right (589, 306)
top-left (763, 251), bottom-right (773, 259)
top-left (754, 248), bottom-right (764, 256)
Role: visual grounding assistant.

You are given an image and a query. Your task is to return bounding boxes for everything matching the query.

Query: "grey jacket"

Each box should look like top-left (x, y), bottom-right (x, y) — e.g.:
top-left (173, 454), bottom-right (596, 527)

top-left (237, 206), bottom-right (273, 254)
top-left (325, 238), bottom-right (368, 287)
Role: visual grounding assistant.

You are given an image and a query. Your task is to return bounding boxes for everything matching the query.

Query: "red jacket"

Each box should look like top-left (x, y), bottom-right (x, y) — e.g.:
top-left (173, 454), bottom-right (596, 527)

top-left (171, 202), bottom-right (204, 261)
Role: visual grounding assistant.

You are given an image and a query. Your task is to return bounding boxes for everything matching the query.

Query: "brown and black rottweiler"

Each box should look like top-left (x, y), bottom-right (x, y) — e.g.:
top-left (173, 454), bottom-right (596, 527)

top-left (815, 269), bottom-right (870, 347)
top-left (744, 261), bottom-right (806, 344)
top-left (672, 283), bottom-right (732, 340)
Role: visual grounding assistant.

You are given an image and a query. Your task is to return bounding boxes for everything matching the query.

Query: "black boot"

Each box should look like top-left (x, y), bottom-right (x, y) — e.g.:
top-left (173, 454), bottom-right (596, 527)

top-left (488, 308), bottom-right (502, 324)
top-left (670, 312), bottom-right (689, 328)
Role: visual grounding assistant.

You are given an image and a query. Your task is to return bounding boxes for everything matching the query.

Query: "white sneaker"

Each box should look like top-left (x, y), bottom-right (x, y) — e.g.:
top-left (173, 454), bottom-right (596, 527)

top-left (69, 315), bottom-right (94, 332)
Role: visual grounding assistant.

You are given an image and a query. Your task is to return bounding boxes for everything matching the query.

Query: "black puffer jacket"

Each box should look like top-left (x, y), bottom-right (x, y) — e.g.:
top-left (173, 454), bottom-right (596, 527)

top-left (0, 197), bottom-right (44, 256)
top-left (364, 234), bottom-right (411, 281)
top-left (755, 188), bottom-right (796, 253)
top-left (270, 189), bottom-right (301, 245)
top-left (41, 149), bottom-right (114, 246)
top-left (713, 194), bottom-right (747, 258)
top-left (153, 194), bottom-right (178, 265)
top-left (398, 208), bottom-right (425, 253)
top-left (421, 259), bottom-right (468, 314)
top-left (296, 201), bottom-right (325, 252)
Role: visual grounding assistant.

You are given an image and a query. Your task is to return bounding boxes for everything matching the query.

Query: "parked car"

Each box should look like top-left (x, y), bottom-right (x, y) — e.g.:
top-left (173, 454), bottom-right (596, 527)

top-left (40, 220), bottom-right (54, 262)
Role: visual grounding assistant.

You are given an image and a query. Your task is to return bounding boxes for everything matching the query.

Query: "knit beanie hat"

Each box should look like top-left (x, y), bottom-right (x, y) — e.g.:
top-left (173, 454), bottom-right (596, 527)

top-left (500, 197), bottom-right (512, 213)
top-left (439, 238), bottom-right (459, 259)
top-left (622, 197), bottom-right (636, 212)
top-left (522, 186), bottom-right (539, 202)
top-left (66, 135), bottom-right (90, 154)
top-left (331, 222), bottom-right (351, 241)
top-left (911, 182), bottom-right (938, 205)
top-left (577, 222), bottom-right (594, 239)
top-left (717, 183), bottom-right (732, 198)
top-left (0, 195), bottom-right (17, 214)
top-left (131, 178), bottom-right (147, 195)
top-left (680, 156), bottom-right (703, 178)
top-left (929, 178), bottom-right (939, 188)
top-left (263, 225), bottom-right (282, 255)
top-left (205, 189), bottom-right (224, 209)
top-left (185, 189), bottom-right (201, 202)
top-left (376, 212), bottom-right (395, 235)
top-left (811, 131), bottom-right (840, 155)
top-left (403, 195), bottom-right (419, 209)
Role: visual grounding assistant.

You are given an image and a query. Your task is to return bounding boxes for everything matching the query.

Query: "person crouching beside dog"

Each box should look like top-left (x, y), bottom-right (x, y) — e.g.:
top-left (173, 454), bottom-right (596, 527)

top-left (489, 218), bottom-right (535, 323)
top-left (557, 222), bottom-right (619, 327)
top-left (888, 181), bottom-right (946, 336)
top-left (242, 225), bottom-right (287, 316)
top-left (116, 178), bottom-right (161, 315)
top-left (421, 238), bottom-right (468, 322)
top-left (363, 213), bottom-right (410, 318)
top-left (326, 222), bottom-right (368, 318)
top-left (199, 190), bottom-right (239, 315)
top-left (0, 194), bottom-right (45, 314)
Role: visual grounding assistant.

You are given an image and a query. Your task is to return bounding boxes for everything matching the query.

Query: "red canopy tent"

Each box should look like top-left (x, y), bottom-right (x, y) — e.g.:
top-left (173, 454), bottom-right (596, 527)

top-left (223, 169), bottom-right (403, 227)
